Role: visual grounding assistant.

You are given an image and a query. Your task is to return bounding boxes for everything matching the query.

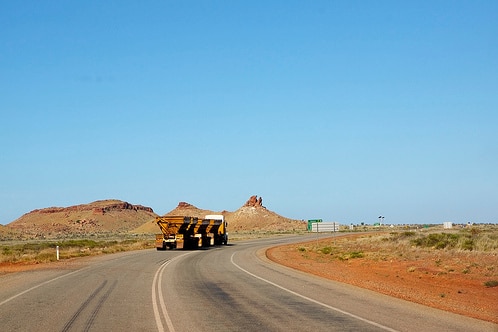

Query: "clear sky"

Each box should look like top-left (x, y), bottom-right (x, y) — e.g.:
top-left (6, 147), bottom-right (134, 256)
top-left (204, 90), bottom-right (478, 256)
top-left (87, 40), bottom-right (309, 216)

top-left (1, 1), bottom-right (497, 225)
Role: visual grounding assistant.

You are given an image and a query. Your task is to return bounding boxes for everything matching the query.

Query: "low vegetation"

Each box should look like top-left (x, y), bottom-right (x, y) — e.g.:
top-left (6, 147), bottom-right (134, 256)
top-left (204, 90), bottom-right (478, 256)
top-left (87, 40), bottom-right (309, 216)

top-left (0, 231), bottom-right (299, 266)
top-left (390, 227), bottom-right (498, 251)
top-left (305, 226), bottom-right (498, 259)
top-left (0, 236), bottom-right (155, 264)
top-left (484, 280), bottom-right (498, 288)
top-left (268, 225), bottom-right (498, 324)
top-left (297, 226), bottom-right (498, 279)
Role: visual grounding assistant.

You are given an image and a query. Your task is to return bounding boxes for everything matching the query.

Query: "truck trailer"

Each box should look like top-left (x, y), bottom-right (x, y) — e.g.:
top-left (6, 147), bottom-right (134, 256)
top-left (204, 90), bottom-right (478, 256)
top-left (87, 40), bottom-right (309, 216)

top-left (155, 215), bottom-right (228, 250)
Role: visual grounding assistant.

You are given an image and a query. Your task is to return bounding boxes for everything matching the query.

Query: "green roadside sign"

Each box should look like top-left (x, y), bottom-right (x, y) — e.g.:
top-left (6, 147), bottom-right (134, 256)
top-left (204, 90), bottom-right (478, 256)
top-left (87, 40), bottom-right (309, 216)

top-left (307, 219), bottom-right (322, 231)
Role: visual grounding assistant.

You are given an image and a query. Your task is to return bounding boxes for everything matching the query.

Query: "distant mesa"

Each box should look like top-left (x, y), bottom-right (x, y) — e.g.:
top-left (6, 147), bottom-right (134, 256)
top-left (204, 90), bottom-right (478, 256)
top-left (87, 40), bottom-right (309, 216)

top-left (5, 200), bottom-right (157, 240)
top-left (28, 200), bottom-right (154, 215)
top-left (1, 196), bottom-right (306, 240)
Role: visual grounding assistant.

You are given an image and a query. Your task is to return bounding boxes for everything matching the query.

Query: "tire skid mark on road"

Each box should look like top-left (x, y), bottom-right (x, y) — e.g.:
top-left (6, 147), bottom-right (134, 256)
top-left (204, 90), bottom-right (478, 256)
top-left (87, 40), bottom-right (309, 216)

top-left (61, 280), bottom-right (108, 332)
top-left (152, 252), bottom-right (194, 332)
top-left (230, 252), bottom-right (399, 332)
top-left (0, 267), bottom-right (89, 307)
top-left (83, 280), bottom-right (118, 332)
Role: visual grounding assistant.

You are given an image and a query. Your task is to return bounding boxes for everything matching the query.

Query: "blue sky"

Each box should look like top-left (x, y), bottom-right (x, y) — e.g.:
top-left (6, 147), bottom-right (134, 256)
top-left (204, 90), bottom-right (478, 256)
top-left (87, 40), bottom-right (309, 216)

top-left (1, 1), bottom-right (497, 225)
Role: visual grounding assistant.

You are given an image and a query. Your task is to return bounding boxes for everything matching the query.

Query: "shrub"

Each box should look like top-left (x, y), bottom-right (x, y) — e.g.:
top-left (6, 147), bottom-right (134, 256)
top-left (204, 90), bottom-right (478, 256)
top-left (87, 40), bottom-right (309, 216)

top-left (411, 233), bottom-right (460, 250)
top-left (321, 246), bottom-right (332, 255)
top-left (338, 251), bottom-right (364, 260)
top-left (484, 280), bottom-right (498, 288)
top-left (350, 251), bottom-right (364, 258)
top-left (411, 229), bottom-right (498, 251)
top-left (461, 238), bottom-right (474, 251)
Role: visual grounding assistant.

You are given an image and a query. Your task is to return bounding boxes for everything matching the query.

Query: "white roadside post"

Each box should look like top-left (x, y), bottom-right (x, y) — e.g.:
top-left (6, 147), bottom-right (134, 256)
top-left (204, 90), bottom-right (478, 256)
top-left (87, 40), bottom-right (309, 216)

top-left (56, 246), bottom-right (59, 261)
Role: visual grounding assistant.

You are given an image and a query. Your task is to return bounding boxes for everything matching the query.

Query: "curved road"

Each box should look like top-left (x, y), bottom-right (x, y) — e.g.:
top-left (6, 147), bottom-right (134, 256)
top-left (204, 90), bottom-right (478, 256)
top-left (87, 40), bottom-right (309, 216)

top-left (0, 235), bottom-right (495, 331)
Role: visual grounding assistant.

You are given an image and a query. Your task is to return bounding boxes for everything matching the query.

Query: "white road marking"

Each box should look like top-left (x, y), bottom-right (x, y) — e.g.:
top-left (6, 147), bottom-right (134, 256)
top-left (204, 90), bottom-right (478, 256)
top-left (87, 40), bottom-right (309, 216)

top-left (152, 260), bottom-right (168, 332)
top-left (0, 268), bottom-right (87, 307)
top-left (230, 252), bottom-right (399, 332)
top-left (152, 253), bottom-right (192, 332)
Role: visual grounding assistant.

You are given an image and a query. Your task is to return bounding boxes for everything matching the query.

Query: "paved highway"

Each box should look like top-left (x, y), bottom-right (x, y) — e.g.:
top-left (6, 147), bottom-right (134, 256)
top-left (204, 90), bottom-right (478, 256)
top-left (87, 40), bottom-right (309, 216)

top-left (1, 235), bottom-right (495, 331)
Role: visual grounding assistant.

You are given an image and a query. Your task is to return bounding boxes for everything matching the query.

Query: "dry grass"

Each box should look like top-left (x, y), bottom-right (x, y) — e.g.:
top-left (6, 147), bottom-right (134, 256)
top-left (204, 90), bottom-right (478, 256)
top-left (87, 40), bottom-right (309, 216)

top-left (294, 226), bottom-right (498, 286)
top-left (0, 236), bottom-right (155, 264)
top-left (301, 226), bottom-right (498, 261)
top-left (0, 230), bottom-right (300, 265)
top-left (267, 225), bottom-right (498, 323)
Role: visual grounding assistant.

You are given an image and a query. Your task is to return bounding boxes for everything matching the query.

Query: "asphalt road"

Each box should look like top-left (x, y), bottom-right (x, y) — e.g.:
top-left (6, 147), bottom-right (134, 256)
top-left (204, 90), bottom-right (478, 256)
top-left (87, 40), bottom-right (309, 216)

top-left (1, 235), bottom-right (496, 332)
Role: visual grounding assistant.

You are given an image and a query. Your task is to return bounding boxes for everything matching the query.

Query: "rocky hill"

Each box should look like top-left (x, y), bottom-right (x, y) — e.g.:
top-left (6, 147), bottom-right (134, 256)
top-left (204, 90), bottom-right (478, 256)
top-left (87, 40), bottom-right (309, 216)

top-left (133, 195), bottom-right (306, 234)
top-left (5, 200), bottom-right (157, 239)
top-left (226, 195), bottom-right (306, 232)
top-left (132, 201), bottom-right (212, 234)
top-left (2, 196), bottom-right (306, 240)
